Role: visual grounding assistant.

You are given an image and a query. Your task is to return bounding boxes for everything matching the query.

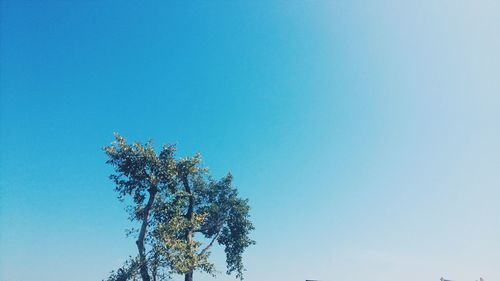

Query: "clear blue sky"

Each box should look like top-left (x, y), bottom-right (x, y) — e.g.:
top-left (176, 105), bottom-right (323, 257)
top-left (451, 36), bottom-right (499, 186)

top-left (1, 1), bottom-right (499, 281)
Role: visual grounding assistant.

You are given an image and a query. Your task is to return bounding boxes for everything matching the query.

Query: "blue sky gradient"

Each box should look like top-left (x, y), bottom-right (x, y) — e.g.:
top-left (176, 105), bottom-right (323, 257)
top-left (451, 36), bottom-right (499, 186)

top-left (1, 1), bottom-right (499, 281)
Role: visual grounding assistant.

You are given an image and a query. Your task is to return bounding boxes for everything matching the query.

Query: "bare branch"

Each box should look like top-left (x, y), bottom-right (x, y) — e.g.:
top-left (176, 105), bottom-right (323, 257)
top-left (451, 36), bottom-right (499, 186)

top-left (199, 230), bottom-right (220, 257)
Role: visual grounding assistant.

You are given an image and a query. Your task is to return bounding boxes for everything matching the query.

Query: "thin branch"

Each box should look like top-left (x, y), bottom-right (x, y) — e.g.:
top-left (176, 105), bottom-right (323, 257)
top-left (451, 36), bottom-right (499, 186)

top-left (199, 230), bottom-right (220, 257)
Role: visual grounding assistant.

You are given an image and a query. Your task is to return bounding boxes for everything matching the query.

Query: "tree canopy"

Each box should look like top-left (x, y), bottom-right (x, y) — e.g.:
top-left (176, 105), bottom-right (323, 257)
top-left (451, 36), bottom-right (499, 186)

top-left (103, 134), bottom-right (255, 281)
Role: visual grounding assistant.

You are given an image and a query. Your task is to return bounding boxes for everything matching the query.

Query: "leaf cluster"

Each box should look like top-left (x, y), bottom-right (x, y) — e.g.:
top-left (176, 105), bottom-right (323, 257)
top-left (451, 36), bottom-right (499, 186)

top-left (103, 134), bottom-right (254, 281)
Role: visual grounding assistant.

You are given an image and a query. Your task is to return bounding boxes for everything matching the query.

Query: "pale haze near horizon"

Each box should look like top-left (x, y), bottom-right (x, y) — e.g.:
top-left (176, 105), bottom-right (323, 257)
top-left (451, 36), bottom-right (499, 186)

top-left (0, 1), bottom-right (499, 281)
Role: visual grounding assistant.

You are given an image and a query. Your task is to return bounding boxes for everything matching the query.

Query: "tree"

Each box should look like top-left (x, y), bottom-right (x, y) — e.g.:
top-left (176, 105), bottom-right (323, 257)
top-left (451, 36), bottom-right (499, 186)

top-left (103, 134), bottom-right (255, 281)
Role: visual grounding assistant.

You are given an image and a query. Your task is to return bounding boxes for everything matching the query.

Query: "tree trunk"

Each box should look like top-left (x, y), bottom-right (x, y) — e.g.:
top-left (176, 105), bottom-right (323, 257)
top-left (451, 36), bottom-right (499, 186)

top-left (182, 176), bottom-right (195, 281)
top-left (136, 187), bottom-right (157, 281)
top-left (184, 270), bottom-right (193, 281)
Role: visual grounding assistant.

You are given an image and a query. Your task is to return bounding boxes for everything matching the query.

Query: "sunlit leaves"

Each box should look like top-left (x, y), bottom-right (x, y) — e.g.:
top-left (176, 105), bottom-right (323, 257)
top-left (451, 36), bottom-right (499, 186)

top-left (103, 134), bottom-right (254, 281)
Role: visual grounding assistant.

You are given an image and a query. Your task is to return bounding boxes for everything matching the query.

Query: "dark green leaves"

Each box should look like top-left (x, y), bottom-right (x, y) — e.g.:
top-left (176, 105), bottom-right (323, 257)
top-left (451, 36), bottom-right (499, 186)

top-left (104, 134), bottom-right (254, 281)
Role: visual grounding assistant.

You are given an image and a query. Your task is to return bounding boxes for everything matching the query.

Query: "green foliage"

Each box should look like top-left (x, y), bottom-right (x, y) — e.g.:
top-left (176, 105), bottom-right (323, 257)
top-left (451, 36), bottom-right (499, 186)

top-left (104, 257), bottom-right (141, 281)
top-left (103, 134), bottom-right (254, 281)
